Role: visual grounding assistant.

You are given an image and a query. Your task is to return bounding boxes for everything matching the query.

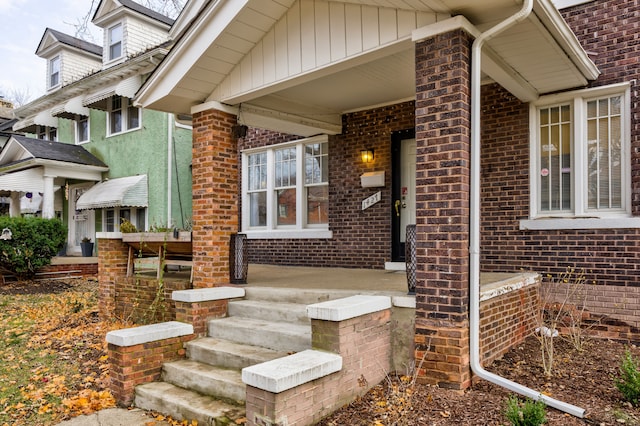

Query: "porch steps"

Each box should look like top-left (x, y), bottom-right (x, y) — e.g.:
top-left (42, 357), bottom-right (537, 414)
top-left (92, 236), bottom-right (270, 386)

top-left (134, 290), bottom-right (315, 425)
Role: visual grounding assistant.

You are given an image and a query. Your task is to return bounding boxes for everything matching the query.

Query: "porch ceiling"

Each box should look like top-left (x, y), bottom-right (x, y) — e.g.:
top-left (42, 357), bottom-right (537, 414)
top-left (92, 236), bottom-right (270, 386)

top-left (136, 0), bottom-right (598, 136)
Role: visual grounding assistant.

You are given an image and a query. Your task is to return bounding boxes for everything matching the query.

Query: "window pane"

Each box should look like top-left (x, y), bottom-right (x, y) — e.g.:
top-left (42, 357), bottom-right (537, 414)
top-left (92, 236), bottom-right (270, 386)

top-left (539, 105), bottom-right (571, 212)
top-left (110, 110), bottom-right (122, 133)
top-left (136, 209), bottom-right (146, 231)
top-left (277, 188), bottom-right (296, 225)
top-left (127, 103), bottom-right (139, 129)
top-left (587, 96), bottom-right (622, 210)
top-left (109, 24), bottom-right (122, 60)
top-left (77, 117), bottom-right (88, 142)
top-left (50, 57), bottom-right (60, 87)
top-left (275, 147), bottom-right (296, 188)
top-left (307, 186), bottom-right (328, 225)
top-left (105, 210), bottom-right (115, 232)
top-left (305, 143), bottom-right (328, 184)
top-left (249, 192), bottom-right (266, 227)
top-left (248, 153), bottom-right (267, 190)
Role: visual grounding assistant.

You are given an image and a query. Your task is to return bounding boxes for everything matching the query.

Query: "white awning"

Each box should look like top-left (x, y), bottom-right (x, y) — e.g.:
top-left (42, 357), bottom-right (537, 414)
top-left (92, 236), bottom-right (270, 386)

top-left (82, 75), bottom-right (142, 110)
top-left (76, 175), bottom-right (148, 210)
top-left (13, 110), bottom-right (58, 132)
top-left (51, 96), bottom-right (90, 119)
top-left (0, 168), bottom-right (48, 193)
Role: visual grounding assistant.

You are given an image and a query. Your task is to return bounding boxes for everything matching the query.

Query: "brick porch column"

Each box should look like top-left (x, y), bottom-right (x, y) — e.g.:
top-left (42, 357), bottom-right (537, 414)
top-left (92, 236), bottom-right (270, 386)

top-left (414, 29), bottom-right (473, 390)
top-left (97, 234), bottom-right (129, 319)
top-left (191, 108), bottom-right (239, 288)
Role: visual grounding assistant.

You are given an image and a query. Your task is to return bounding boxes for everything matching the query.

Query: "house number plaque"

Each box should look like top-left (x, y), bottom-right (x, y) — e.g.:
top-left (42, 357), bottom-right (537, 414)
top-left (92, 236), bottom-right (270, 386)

top-left (362, 191), bottom-right (381, 210)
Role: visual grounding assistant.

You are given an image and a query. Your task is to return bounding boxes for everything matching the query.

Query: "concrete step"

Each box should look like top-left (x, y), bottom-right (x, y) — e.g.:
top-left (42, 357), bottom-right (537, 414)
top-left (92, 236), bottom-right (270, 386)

top-left (228, 299), bottom-right (310, 324)
top-left (243, 286), bottom-right (361, 305)
top-left (187, 337), bottom-right (288, 369)
top-left (208, 316), bottom-right (311, 352)
top-left (163, 359), bottom-right (245, 403)
top-left (135, 381), bottom-right (244, 426)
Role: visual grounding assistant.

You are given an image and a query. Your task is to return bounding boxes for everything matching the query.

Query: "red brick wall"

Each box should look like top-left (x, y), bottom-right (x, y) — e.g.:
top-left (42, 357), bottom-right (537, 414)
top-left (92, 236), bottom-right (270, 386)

top-left (413, 29), bottom-right (473, 390)
top-left (38, 263), bottom-right (98, 278)
top-left (114, 277), bottom-right (191, 324)
top-left (108, 334), bottom-right (194, 406)
top-left (238, 102), bottom-right (415, 269)
top-left (245, 308), bottom-right (392, 426)
top-left (479, 282), bottom-right (539, 366)
top-left (191, 108), bottom-right (239, 287)
top-left (479, 0), bottom-right (640, 336)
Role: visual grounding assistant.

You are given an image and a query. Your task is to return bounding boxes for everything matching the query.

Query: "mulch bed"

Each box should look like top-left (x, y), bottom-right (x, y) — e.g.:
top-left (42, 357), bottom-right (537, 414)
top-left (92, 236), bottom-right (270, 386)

top-left (318, 337), bottom-right (640, 425)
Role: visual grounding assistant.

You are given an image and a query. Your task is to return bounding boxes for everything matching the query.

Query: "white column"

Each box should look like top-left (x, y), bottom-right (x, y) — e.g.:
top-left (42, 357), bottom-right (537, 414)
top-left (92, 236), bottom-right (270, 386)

top-left (9, 192), bottom-right (20, 217)
top-left (42, 175), bottom-right (55, 219)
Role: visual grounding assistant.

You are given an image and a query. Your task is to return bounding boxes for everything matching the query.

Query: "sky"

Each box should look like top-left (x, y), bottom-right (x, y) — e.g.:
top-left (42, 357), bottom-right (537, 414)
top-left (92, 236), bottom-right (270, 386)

top-left (0, 0), bottom-right (102, 104)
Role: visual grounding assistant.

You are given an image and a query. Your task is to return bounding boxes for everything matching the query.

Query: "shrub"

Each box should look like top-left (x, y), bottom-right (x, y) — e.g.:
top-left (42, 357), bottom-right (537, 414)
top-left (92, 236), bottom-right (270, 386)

top-left (504, 395), bottom-right (547, 426)
top-left (616, 350), bottom-right (640, 406)
top-left (0, 216), bottom-right (67, 279)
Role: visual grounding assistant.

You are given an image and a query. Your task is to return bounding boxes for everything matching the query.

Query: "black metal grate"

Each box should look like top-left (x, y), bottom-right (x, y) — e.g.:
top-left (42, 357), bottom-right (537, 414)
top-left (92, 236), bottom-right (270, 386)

top-left (405, 224), bottom-right (416, 295)
top-left (230, 233), bottom-right (248, 284)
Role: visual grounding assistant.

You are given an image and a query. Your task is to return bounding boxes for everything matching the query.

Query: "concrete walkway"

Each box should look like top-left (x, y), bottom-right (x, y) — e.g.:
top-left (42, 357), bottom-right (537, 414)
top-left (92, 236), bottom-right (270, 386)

top-left (55, 408), bottom-right (172, 426)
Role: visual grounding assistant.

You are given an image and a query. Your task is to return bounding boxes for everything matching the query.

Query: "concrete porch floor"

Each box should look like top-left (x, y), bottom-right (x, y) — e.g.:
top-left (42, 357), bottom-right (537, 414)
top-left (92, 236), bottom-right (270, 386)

top-left (153, 263), bottom-right (535, 297)
top-left (242, 264), bottom-right (532, 296)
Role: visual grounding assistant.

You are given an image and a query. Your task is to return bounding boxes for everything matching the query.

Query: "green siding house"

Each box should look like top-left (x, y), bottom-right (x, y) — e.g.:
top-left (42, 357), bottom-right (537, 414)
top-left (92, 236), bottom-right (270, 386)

top-left (1, 0), bottom-right (192, 256)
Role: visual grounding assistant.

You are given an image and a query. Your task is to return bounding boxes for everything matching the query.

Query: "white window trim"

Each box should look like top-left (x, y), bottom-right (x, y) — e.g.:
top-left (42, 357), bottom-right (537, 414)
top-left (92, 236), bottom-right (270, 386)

top-left (522, 82), bottom-right (636, 230)
top-left (49, 56), bottom-right (61, 90)
top-left (106, 22), bottom-right (124, 64)
top-left (102, 206), bottom-right (147, 232)
top-left (106, 96), bottom-right (141, 137)
top-left (241, 134), bottom-right (332, 239)
top-left (75, 115), bottom-right (90, 144)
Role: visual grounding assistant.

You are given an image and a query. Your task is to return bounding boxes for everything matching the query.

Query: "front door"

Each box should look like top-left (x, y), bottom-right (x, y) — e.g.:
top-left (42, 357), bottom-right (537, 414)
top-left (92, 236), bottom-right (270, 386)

top-left (391, 130), bottom-right (416, 262)
top-left (68, 183), bottom-right (95, 256)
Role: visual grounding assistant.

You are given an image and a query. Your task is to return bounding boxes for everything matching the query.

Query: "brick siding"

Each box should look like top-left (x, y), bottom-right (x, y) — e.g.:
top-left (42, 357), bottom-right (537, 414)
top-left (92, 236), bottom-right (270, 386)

top-left (413, 29), bottom-right (473, 390)
top-left (191, 108), bottom-right (239, 287)
top-left (239, 102), bottom-right (415, 269)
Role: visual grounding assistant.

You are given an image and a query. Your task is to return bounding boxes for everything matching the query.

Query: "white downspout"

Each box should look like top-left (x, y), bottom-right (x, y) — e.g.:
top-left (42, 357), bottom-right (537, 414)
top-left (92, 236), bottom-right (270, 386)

top-left (167, 113), bottom-right (174, 228)
top-left (469, 0), bottom-right (585, 417)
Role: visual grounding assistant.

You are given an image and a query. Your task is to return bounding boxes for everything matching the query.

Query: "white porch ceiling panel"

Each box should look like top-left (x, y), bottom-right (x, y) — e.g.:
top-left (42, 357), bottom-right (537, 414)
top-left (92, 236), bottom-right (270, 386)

top-left (136, 0), bottom-right (598, 136)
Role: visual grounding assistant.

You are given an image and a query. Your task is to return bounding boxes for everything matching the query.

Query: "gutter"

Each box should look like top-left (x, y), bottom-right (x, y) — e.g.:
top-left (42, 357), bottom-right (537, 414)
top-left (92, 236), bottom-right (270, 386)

top-left (468, 0), bottom-right (585, 418)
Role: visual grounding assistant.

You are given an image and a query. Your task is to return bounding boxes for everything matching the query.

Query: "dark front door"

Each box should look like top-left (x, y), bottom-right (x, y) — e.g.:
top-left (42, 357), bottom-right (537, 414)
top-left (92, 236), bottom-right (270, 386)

top-left (391, 129), bottom-right (416, 262)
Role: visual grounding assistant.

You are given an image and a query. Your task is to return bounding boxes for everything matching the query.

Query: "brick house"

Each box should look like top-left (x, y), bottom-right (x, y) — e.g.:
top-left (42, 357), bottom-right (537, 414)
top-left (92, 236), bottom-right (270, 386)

top-left (132, 0), bottom-right (640, 391)
top-left (4, 0), bottom-right (192, 256)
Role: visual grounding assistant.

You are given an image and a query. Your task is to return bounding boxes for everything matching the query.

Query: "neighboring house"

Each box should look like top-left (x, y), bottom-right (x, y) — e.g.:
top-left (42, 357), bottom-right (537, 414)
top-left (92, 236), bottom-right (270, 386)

top-left (134, 0), bottom-right (640, 389)
top-left (4, 0), bottom-right (192, 256)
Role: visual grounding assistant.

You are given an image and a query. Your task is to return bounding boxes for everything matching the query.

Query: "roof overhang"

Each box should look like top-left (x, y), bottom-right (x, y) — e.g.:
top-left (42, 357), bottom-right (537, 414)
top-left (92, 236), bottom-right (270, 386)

top-left (136, 0), bottom-right (599, 136)
top-left (76, 174), bottom-right (148, 210)
top-left (13, 47), bottom-right (168, 128)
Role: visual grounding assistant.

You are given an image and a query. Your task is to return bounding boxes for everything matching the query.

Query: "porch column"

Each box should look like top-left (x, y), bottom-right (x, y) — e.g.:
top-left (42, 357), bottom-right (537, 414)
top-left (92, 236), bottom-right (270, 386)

top-left (9, 192), bottom-right (20, 217)
top-left (41, 174), bottom-right (55, 219)
top-left (414, 29), bottom-right (473, 390)
top-left (191, 107), bottom-right (239, 288)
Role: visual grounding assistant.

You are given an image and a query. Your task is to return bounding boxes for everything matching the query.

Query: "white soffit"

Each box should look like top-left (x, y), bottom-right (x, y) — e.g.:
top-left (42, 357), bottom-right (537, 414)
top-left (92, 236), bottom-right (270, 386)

top-left (76, 175), bottom-right (148, 210)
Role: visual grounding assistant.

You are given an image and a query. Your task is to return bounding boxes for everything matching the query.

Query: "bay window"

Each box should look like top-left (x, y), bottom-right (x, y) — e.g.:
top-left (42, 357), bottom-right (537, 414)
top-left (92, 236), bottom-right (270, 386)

top-left (242, 135), bottom-right (331, 238)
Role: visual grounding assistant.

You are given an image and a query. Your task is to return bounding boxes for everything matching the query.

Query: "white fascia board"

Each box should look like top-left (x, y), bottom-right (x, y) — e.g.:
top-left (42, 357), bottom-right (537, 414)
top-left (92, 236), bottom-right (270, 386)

top-left (40, 161), bottom-right (107, 181)
top-left (552, 0), bottom-right (595, 9)
top-left (136, 0), bottom-right (250, 109)
top-left (535, 0), bottom-right (599, 80)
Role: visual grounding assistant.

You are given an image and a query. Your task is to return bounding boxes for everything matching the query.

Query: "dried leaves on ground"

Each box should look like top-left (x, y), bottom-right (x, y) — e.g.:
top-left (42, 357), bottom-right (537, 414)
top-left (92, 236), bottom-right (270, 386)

top-left (318, 337), bottom-right (640, 425)
top-left (0, 278), bottom-right (128, 426)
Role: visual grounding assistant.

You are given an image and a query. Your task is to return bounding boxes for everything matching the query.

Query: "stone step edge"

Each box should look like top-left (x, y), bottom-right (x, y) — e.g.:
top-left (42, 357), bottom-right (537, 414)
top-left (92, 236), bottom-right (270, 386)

top-left (242, 349), bottom-right (342, 393)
